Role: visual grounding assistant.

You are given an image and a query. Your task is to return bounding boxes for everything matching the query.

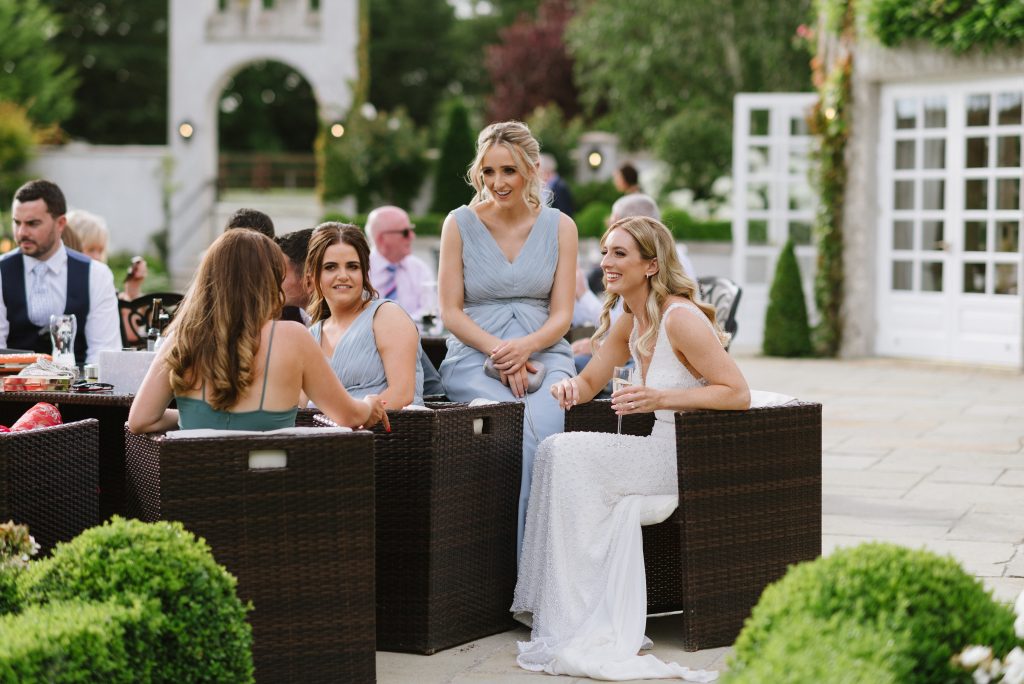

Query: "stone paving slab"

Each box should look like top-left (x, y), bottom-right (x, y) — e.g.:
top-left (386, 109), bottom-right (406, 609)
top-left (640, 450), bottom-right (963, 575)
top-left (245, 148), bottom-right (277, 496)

top-left (378, 356), bottom-right (1024, 683)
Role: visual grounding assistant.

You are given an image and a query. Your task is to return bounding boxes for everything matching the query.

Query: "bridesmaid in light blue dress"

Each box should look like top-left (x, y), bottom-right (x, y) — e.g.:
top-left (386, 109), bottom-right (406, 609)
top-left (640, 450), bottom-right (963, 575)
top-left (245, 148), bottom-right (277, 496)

top-left (438, 121), bottom-right (578, 558)
top-left (305, 223), bottom-right (425, 410)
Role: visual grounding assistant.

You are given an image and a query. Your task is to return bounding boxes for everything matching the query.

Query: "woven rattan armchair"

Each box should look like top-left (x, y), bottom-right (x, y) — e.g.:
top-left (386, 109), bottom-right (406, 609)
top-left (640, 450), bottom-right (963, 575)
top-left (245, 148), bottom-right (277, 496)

top-left (565, 399), bottom-right (822, 651)
top-left (0, 419), bottom-right (99, 554)
top-left (124, 428), bottom-right (376, 683)
top-left (316, 400), bottom-right (524, 654)
top-left (0, 392), bottom-right (134, 520)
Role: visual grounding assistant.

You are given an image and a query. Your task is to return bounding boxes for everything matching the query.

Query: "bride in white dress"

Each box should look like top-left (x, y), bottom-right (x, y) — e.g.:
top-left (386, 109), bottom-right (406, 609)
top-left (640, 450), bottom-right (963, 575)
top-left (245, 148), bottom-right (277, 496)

top-left (511, 216), bottom-right (750, 681)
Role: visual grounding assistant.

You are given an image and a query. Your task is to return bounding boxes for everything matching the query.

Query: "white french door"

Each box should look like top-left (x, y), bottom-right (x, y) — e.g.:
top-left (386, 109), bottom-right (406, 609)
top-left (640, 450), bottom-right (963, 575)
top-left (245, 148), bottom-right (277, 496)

top-left (877, 79), bottom-right (1023, 367)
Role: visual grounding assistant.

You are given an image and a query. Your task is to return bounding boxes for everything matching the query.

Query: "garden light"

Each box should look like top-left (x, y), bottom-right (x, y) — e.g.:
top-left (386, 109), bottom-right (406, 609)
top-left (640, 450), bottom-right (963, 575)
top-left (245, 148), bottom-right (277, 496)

top-left (587, 151), bottom-right (603, 168)
top-left (330, 123), bottom-right (345, 138)
top-left (177, 121), bottom-right (194, 140)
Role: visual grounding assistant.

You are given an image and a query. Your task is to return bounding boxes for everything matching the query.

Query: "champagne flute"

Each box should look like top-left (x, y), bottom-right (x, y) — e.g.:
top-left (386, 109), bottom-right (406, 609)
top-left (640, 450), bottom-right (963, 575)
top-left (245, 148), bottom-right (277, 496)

top-left (611, 365), bottom-right (634, 434)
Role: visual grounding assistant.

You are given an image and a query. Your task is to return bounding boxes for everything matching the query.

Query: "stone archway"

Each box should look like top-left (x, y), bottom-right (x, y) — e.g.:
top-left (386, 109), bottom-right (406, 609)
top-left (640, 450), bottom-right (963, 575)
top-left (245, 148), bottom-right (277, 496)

top-left (167, 0), bottom-right (359, 284)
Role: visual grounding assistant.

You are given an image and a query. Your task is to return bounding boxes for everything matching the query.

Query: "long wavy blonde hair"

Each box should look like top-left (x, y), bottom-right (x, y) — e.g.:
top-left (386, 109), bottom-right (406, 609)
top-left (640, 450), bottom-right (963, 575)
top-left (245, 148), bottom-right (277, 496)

top-left (466, 121), bottom-right (544, 210)
top-left (165, 229), bottom-right (286, 411)
top-left (592, 216), bottom-right (729, 357)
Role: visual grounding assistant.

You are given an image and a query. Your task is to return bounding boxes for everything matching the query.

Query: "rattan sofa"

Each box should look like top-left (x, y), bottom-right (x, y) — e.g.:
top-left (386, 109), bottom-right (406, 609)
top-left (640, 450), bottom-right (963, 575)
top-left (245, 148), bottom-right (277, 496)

top-left (0, 419), bottom-right (99, 555)
top-left (565, 399), bottom-right (822, 651)
top-left (316, 400), bottom-right (524, 654)
top-left (124, 428), bottom-right (376, 683)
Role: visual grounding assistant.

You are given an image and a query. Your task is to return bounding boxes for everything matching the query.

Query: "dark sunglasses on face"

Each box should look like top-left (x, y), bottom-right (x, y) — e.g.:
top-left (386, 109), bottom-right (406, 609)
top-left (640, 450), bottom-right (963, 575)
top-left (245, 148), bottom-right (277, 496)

top-left (71, 381), bottom-right (115, 393)
top-left (383, 227), bottom-right (415, 238)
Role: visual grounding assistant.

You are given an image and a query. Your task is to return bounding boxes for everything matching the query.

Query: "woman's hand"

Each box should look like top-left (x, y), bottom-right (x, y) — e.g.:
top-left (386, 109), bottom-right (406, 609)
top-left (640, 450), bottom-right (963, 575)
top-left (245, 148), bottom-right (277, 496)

top-left (490, 337), bottom-right (534, 375)
top-left (360, 395), bottom-right (391, 432)
top-left (550, 377), bottom-right (581, 409)
top-left (501, 361), bottom-right (539, 399)
top-left (611, 384), bottom-right (664, 416)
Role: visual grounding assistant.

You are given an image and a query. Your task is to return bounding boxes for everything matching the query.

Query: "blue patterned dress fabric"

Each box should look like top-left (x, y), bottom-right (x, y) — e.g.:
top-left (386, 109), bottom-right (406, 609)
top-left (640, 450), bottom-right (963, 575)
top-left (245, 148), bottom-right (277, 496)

top-left (439, 205), bottom-right (575, 559)
top-left (310, 298), bottom-right (425, 405)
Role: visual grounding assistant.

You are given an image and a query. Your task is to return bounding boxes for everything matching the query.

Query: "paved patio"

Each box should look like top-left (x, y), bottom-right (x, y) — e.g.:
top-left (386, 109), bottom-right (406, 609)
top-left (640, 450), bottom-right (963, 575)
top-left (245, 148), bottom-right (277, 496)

top-left (379, 355), bottom-right (1024, 683)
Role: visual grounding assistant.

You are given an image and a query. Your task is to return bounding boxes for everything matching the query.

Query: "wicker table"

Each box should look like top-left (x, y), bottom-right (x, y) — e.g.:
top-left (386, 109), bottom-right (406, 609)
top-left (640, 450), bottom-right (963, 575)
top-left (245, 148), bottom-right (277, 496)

top-left (0, 391), bottom-right (134, 520)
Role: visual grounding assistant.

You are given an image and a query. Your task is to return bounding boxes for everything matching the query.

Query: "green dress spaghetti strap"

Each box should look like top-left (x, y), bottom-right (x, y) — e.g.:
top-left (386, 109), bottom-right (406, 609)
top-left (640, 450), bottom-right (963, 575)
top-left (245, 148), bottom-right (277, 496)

top-left (176, 320), bottom-right (299, 431)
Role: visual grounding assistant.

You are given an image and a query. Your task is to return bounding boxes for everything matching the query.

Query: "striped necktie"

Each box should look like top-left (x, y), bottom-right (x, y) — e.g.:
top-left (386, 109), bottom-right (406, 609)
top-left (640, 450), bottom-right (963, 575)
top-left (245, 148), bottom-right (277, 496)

top-left (27, 262), bottom-right (61, 328)
top-left (382, 263), bottom-right (398, 300)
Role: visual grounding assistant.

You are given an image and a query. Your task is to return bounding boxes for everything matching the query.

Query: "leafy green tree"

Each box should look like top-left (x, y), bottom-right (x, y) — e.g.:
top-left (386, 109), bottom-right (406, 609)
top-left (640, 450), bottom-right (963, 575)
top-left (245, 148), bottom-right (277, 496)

top-left (654, 104), bottom-right (733, 198)
top-left (0, 102), bottom-right (36, 210)
top-left (49, 0), bottom-right (165, 143)
top-left (566, 0), bottom-right (812, 150)
top-left (369, 0), bottom-right (459, 126)
top-left (318, 107), bottom-right (426, 212)
top-left (431, 99), bottom-right (476, 212)
top-left (0, 0), bottom-right (77, 127)
top-left (763, 239), bottom-right (813, 357)
top-left (526, 103), bottom-right (582, 183)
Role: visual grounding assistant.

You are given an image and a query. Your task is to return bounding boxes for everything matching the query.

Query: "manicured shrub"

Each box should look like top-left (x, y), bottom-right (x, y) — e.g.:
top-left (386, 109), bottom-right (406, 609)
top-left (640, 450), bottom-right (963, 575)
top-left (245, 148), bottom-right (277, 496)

top-left (571, 180), bottom-right (619, 211)
top-left (660, 208), bottom-right (732, 242)
top-left (575, 201), bottom-right (611, 238)
top-left (726, 613), bottom-right (911, 683)
top-left (655, 106), bottom-right (732, 200)
top-left (0, 570), bottom-right (18, 617)
top-left (430, 98), bottom-right (476, 213)
top-left (0, 599), bottom-right (159, 683)
top-left (731, 543), bottom-right (1020, 684)
top-left (21, 517), bottom-right (253, 683)
top-left (762, 238), bottom-right (813, 357)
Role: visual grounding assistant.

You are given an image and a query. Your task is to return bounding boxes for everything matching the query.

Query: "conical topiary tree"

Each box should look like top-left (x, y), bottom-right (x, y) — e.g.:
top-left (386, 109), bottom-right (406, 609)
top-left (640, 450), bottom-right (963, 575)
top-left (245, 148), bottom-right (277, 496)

top-left (430, 99), bottom-right (476, 213)
top-left (762, 238), bottom-right (813, 357)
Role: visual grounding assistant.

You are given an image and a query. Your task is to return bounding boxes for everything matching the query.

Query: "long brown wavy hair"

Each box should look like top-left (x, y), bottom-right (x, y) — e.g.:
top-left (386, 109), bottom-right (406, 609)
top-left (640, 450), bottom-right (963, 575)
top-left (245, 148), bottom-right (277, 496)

top-left (592, 216), bottom-right (729, 357)
top-left (165, 229), bottom-right (286, 411)
top-left (305, 222), bottom-right (378, 324)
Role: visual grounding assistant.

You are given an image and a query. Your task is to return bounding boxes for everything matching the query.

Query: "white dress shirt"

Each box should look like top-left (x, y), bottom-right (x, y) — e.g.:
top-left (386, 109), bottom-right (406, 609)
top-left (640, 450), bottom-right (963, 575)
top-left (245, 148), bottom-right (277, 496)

top-left (0, 244), bottom-right (123, 363)
top-left (368, 250), bottom-right (435, 321)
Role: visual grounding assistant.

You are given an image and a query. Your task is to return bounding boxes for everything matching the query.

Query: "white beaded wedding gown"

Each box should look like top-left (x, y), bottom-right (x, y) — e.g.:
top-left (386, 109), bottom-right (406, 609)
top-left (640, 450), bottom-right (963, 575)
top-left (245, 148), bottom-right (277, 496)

top-left (511, 301), bottom-right (719, 681)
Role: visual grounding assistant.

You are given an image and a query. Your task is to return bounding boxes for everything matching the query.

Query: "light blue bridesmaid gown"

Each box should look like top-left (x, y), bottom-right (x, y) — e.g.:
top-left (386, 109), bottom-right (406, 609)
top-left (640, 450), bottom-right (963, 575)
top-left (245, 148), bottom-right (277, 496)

top-left (310, 298), bottom-right (425, 405)
top-left (439, 205), bottom-right (575, 558)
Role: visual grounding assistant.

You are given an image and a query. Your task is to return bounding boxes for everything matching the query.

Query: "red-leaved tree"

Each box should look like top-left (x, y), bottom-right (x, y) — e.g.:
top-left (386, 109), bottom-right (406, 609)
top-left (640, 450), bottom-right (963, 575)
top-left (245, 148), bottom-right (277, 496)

top-left (485, 0), bottom-right (580, 122)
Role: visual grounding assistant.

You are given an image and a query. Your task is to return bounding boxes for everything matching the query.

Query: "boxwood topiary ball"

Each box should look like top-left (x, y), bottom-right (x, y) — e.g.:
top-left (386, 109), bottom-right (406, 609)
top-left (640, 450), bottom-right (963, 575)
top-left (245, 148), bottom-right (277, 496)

top-left (731, 543), bottom-right (1019, 684)
top-left (19, 517), bottom-right (253, 683)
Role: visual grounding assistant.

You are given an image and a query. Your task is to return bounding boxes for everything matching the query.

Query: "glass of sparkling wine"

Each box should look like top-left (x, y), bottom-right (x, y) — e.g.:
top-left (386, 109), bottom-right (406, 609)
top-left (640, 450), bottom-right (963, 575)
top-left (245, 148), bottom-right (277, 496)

top-left (612, 365), bottom-right (634, 434)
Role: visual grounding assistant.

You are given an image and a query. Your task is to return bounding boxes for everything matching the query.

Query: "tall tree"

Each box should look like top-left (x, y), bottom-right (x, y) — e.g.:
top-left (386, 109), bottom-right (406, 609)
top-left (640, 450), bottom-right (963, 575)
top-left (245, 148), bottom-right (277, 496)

top-left (0, 0), bottom-right (77, 127)
top-left (369, 0), bottom-right (458, 126)
top-left (431, 98), bottom-right (477, 212)
top-left (218, 62), bottom-right (318, 153)
top-left (49, 0), bottom-right (166, 144)
top-left (485, 0), bottom-right (578, 122)
top-left (566, 0), bottom-right (812, 149)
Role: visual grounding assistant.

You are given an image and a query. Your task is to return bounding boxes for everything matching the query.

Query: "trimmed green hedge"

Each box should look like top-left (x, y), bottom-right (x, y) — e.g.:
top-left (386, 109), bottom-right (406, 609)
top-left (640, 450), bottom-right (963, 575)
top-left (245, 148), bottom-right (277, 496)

top-left (0, 599), bottom-right (159, 683)
top-left (660, 208), bottom-right (731, 242)
top-left (863, 0), bottom-right (1024, 53)
top-left (21, 517), bottom-right (253, 683)
top-left (0, 570), bottom-right (19, 617)
top-left (319, 212), bottom-right (448, 236)
top-left (575, 201), bottom-right (612, 238)
top-left (731, 543), bottom-right (1020, 684)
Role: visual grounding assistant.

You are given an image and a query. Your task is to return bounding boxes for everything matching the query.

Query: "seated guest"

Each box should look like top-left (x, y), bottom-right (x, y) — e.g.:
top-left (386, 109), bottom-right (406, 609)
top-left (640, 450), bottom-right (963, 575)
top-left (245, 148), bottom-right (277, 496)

top-left (225, 207), bottom-right (275, 239)
top-left (127, 229), bottom-right (388, 434)
top-left (66, 209), bottom-right (109, 262)
top-left (275, 228), bottom-right (314, 325)
top-left (1, 180), bottom-right (122, 364)
top-left (305, 222), bottom-right (424, 409)
top-left (366, 205), bottom-right (434, 323)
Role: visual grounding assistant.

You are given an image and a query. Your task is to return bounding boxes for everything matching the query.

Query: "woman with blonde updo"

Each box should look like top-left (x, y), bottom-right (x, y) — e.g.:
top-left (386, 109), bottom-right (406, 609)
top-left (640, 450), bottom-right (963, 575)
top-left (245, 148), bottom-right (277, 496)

top-left (128, 229), bottom-right (388, 434)
top-left (437, 120), bottom-right (578, 559)
top-left (511, 216), bottom-right (748, 680)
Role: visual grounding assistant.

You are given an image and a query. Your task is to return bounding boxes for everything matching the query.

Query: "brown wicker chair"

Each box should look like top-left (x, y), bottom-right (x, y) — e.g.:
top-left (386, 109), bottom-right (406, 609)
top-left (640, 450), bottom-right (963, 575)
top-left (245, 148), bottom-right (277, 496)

top-left (124, 428), bottom-right (376, 683)
top-left (316, 400), bottom-right (524, 654)
top-left (565, 399), bottom-right (822, 651)
top-left (0, 419), bottom-right (99, 555)
top-left (0, 392), bottom-right (134, 520)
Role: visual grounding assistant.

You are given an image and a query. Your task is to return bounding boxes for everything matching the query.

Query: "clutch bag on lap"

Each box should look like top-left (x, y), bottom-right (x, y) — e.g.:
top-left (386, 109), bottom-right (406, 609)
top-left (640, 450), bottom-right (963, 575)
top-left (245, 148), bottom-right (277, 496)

top-left (483, 357), bottom-right (546, 394)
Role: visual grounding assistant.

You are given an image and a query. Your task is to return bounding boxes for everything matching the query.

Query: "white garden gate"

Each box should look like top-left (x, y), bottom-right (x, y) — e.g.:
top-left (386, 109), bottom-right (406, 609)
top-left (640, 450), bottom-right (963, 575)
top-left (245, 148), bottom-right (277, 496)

top-left (876, 78), bottom-right (1023, 366)
top-left (731, 93), bottom-right (819, 352)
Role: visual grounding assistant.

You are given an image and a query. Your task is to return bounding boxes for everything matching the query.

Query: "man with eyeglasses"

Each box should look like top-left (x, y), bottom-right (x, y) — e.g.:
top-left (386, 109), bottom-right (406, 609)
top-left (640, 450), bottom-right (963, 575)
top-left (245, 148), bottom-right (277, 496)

top-left (365, 205), bottom-right (435, 323)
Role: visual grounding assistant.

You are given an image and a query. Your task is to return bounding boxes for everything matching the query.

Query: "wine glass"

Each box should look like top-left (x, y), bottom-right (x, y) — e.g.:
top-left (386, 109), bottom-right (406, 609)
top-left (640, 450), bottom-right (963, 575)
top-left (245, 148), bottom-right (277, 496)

top-left (611, 365), bottom-right (635, 434)
top-left (49, 314), bottom-right (77, 370)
